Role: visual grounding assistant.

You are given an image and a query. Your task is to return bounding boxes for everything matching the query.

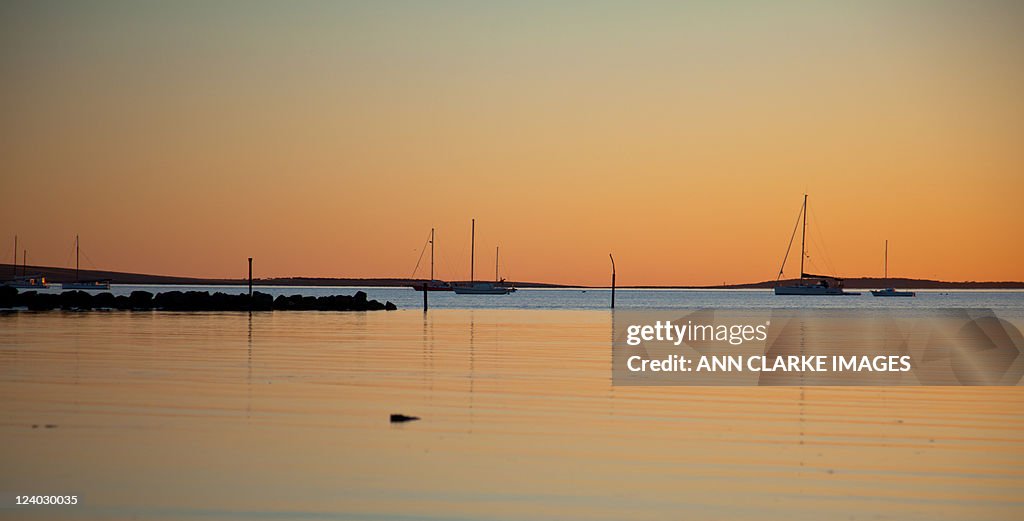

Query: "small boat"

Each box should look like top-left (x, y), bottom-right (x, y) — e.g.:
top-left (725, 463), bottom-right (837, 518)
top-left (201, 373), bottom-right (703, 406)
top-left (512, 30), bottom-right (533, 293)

top-left (412, 228), bottom-right (453, 291)
top-left (773, 194), bottom-right (860, 296)
top-left (871, 288), bottom-right (915, 297)
top-left (61, 235), bottom-right (111, 291)
top-left (4, 236), bottom-right (49, 289)
top-left (871, 240), bottom-right (915, 297)
top-left (451, 219), bottom-right (515, 295)
top-left (4, 275), bottom-right (49, 289)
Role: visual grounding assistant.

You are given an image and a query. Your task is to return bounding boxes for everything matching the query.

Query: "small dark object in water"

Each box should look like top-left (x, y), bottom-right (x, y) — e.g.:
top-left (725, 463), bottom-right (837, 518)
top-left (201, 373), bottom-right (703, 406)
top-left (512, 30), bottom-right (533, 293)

top-left (44, 424), bottom-right (57, 428)
top-left (31, 424), bottom-right (38, 429)
top-left (390, 414), bottom-right (419, 423)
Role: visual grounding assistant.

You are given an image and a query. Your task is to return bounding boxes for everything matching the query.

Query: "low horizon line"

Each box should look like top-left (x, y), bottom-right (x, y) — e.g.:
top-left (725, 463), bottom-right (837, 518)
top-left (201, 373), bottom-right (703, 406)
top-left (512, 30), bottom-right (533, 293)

top-left (3, 263), bottom-right (1023, 290)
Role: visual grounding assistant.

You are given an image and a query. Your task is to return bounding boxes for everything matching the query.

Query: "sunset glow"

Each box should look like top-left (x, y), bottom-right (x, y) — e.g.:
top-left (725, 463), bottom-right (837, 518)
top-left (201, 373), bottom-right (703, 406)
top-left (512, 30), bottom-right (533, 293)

top-left (1, 2), bottom-right (1021, 285)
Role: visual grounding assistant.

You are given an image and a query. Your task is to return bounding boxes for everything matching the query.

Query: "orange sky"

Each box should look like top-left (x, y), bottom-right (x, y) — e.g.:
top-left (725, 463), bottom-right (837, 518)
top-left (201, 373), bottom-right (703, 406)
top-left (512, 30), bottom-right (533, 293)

top-left (1, 2), bottom-right (1022, 286)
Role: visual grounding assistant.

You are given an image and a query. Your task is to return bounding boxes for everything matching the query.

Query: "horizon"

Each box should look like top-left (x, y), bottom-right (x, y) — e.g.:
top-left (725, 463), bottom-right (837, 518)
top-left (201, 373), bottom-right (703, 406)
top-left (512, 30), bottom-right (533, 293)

top-left (3, 261), bottom-right (1022, 289)
top-left (2, 1), bottom-right (1022, 286)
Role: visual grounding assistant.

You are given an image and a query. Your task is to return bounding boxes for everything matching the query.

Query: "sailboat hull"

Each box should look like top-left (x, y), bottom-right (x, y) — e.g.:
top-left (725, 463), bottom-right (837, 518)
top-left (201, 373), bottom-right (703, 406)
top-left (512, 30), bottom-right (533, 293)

top-left (774, 286), bottom-right (858, 296)
top-left (870, 289), bottom-right (915, 297)
top-left (413, 280), bottom-right (453, 291)
top-left (4, 281), bottom-right (49, 289)
top-left (451, 282), bottom-right (515, 295)
top-left (61, 281), bottom-right (111, 291)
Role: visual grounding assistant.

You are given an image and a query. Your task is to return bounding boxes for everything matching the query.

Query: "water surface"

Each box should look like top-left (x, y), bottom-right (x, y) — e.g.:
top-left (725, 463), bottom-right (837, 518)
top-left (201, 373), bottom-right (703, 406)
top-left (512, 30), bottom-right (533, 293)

top-left (1, 298), bottom-right (1022, 520)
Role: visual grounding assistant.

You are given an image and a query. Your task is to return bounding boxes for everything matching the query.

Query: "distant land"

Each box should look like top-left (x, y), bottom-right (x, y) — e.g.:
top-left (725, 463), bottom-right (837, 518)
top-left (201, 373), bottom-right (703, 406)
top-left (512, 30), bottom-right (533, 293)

top-left (3, 264), bottom-right (1023, 290)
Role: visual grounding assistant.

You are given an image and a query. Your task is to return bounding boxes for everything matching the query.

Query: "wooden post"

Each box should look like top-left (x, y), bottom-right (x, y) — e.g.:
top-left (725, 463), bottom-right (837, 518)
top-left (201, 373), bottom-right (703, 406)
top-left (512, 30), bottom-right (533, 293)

top-left (470, 218), bottom-right (475, 283)
top-left (609, 253), bottom-right (616, 309)
top-left (247, 257), bottom-right (253, 298)
top-left (423, 283), bottom-right (428, 312)
top-left (884, 240), bottom-right (888, 280)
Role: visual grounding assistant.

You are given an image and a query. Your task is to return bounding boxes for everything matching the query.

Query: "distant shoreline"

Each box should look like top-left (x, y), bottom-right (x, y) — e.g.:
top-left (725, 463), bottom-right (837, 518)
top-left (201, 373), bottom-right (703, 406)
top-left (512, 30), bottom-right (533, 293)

top-left (3, 263), bottom-right (1023, 290)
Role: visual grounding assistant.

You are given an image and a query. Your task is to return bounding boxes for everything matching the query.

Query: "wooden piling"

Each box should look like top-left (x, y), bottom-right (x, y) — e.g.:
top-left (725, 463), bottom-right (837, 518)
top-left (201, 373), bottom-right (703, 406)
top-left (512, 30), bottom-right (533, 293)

top-left (609, 253), bottom-right (616, 309)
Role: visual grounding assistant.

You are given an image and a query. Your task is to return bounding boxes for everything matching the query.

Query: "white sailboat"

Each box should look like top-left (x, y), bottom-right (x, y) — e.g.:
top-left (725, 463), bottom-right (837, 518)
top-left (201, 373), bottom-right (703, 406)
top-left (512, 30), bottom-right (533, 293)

top-left (61, 235), bottom-right (111, 290)
top-left (413, 228), bottom-right (452, 291)
top-left (451, 219), bottom-right (515, 295)
top-left (773, 195), bottom-right (859, 296)
top-left (871, 240), bottom-right (915, 297)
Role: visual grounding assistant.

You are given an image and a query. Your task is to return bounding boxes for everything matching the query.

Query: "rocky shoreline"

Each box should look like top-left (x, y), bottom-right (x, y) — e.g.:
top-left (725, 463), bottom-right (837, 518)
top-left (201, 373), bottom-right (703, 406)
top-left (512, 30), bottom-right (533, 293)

top-left (0, 287), bottom-right (397, 312)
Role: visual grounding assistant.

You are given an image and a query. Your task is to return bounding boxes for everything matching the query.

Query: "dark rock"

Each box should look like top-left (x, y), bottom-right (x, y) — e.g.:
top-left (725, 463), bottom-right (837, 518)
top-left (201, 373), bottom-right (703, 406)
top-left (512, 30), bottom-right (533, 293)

top-left (0, 285), bottom-right (16, 307)
top-left (1, 288), bottom-right (395, 312)
top-left (27, 293), bottom-right (59, 311)
top-left (93, 292), bottom-right (116, 308)
top-left (251, 291), bottom-right (274, 311)
top-left (59, 291), bottom-right (93, 310)
top-left (390, 414), bottom-right (420, 423)
top-left (129, 290), bottom-right (154, 309)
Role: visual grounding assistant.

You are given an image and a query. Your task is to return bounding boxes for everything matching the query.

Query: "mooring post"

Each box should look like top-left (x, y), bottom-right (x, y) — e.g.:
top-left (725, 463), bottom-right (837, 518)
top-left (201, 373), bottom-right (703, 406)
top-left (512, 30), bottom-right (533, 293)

top-left (248, 257), bottom-right (253, 299)
top-left (609, 253), bottom-right (616, 309)
top-left (422, 283), bottom-right (428, 312)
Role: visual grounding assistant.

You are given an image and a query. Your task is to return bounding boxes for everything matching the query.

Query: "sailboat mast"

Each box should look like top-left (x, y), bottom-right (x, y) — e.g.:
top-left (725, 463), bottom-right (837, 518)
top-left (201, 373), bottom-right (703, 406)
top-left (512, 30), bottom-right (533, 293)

top-left (470, 219), bottom-right (475, 283)
top-left (430, 228), bottom-right (434, 281)
top-left (884, 239), bottom-right (888, 280)
top-left (495, 246), bottom-right (499, 282)
top-left (12, 235), bottom-right (16, 279)
top-left (76, 235), bottom-right (80, 282)
top-left (800, 194), bottom-right (807, 277)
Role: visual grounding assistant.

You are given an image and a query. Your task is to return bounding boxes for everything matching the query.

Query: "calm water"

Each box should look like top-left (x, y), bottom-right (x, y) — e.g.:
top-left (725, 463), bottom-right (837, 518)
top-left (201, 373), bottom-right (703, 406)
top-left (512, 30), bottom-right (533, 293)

top-left (1, 290), bottom-right (1023, 520)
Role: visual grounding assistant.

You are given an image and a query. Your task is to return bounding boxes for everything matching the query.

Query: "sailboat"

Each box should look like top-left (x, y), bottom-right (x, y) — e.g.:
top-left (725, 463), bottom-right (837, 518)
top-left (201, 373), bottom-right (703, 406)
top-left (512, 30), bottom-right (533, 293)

top-left (451, 219), bottom-right (515, 295)
top-left (3, 235), bottom-right (49, 289)
top-left (871, 240), bottom-right (915, 297)
top-left (61, 235), bottom-right (111, 290)
top-left (773, 194), bottom-right (859, 296)
top-left (413, 228), bottom-right (452, 291)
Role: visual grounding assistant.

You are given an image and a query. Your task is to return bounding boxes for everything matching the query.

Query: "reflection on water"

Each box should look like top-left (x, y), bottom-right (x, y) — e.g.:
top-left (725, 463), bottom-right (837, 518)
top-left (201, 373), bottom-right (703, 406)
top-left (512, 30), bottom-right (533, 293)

top-left (1, 310), bottom-right (1023, 520)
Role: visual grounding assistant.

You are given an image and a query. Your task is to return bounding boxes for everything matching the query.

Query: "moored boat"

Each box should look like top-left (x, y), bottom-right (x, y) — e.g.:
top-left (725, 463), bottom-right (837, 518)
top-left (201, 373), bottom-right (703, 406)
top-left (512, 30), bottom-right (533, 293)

top-left (62, 279), bottom-right (112, 291)
top-left (451, 281), bottom-right (515, 295)
top-left (451, 220), bottom-right (515, 296)
top-left (61, 235), bottom-right (111, 291)
top-left (416, 279), bottom-right (453, 292)
top-left (773, 194), bottom-right (860, 296)
top-left (412, 228), bottom-right (453, 291)
top-left (871, 240), bottom-right (915, 297)
top-left (871, 288), bottom-right (915, 297)
top-left (3, 236), bottom-right (49, 289)
top-left (4, 275), bottom-right (49, 289)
